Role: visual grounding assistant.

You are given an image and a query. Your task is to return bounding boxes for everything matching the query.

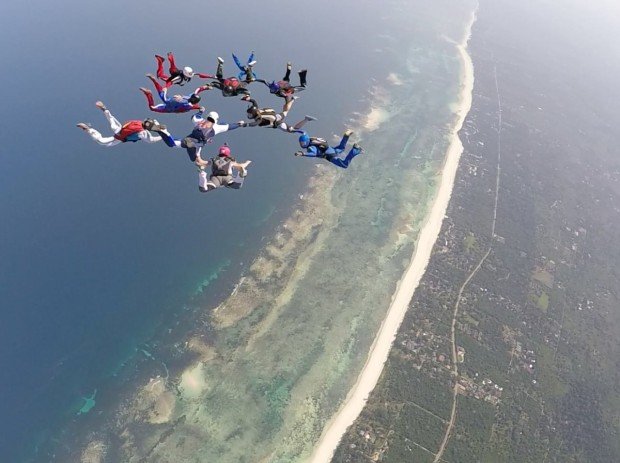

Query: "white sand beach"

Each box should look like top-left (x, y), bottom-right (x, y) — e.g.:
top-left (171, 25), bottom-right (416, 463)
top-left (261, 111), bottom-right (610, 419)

top-left (308, 14), bottom-right (477, 463)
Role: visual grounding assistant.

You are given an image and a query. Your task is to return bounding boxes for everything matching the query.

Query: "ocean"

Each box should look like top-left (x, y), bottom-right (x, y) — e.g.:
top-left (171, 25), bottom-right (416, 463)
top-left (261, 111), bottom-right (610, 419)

top-left (0, 0), bottom-right (477, 461)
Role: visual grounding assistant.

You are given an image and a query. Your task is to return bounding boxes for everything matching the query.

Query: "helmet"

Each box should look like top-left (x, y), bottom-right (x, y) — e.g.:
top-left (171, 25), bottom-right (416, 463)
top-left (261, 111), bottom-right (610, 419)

top-left (142, 118), bottom-right (155, 130)
top-left (206, 111), bottom-right (219, 123)
top-left (182, 66), bottom-right (194, 78)
top-left (218, 145), bottom-right (231, 157)
top-left (247, 107), bottom-right (259, 118)
top-left (224, 85), bottom-right (234, 94)
top-left (268, 81), bottom-right (280, 93)
top-left (299, 134), bottom-right (310, 148)
top-left (188, 94), bottom-right (201, 104)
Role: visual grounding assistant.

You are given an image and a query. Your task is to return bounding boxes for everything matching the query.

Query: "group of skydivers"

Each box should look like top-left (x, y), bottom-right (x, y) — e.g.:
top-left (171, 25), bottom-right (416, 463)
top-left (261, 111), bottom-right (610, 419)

top-left (77, 52), bottom-right (363, 193)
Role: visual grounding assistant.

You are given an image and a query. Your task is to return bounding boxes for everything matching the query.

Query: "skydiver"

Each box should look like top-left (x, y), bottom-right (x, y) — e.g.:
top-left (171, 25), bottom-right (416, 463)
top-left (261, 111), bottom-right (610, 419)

top-left (209, 55), bottom-right (255, 97)
top-left (140, 74), bottom-right (211, 113)
top-left (294, 130), bottom-right (363, 169)
top-left (196, 144), bottom-right (252, 193)
top-left (255, 62), bottom-right (307, 103)
top-left (241, 94), bottom-right (316, 132)
top-left (76, 101), bottom-right (164, 147)
top-left (154, 52), bottom-right (213, 87)
top-left (157, 108), bottom-right (247, 163)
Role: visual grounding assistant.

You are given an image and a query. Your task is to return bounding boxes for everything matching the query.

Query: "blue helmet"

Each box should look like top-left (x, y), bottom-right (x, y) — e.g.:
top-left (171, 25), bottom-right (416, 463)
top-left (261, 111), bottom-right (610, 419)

top-left (268, 81), bottom-right (280, 93)
top-left (299, 134), bottom-right (310, 148)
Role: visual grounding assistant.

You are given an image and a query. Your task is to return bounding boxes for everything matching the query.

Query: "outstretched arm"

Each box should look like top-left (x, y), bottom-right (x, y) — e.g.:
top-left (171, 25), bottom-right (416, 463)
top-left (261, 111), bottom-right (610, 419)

top-left (155, 128), bottom-right (180, 147)
top-left (297, 146), bottom-right (319, 158)
top-left (194, 72), bottom-right (215, 79)
top-left (212, 120), bottom-right (246, 135)
top-left (231, 159), bottom-right (251, 178)
top-left (139, 130), bottom-right (162, 143)
top-left (231, 160), bottom-right (249, 170)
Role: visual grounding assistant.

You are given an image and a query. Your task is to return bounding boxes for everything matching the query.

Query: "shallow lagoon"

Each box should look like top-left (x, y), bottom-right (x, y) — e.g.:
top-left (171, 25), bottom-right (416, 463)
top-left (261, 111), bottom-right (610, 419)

top-left (89, 2), bottom-right (479, 462)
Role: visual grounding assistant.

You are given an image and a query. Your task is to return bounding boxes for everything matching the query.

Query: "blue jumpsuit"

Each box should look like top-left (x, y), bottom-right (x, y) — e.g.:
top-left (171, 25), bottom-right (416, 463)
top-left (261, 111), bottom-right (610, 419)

top-left (142, 75), bottom-right (205, 113)
top-left (300, 133), bottom-right (362, 169)
top-left (150, 88), bottom-right (201, 113)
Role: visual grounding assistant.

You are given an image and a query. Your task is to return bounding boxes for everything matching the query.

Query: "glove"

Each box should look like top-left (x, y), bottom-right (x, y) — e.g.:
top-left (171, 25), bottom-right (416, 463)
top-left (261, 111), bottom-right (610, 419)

top-left (294, 151), bottom-right (304, 157)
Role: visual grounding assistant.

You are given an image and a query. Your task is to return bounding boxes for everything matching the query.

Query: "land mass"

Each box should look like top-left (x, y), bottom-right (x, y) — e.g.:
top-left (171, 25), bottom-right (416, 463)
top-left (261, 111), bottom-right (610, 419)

top-left (332, 1), bottom-right (620, 462)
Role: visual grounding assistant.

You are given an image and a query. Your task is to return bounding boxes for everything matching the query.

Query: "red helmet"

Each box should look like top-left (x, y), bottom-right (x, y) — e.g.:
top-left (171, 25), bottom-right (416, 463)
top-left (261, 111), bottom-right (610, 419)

top-left (218, 145), bottom-right (231, 157)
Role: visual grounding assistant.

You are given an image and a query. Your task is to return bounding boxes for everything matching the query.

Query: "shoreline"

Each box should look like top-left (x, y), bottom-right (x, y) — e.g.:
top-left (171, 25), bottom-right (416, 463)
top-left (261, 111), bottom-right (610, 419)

top-left (308, 12), bottom-right (477, 463)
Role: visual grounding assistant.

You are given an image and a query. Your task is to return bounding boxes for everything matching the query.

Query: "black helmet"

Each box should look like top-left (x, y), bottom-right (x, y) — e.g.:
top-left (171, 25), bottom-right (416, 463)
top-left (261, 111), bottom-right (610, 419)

top-left (224, 85), bottom-right (234, 95)
top-left (188, 94), bottom-right (201, 104)
top-left (247, 107), bottom-right (259, 118)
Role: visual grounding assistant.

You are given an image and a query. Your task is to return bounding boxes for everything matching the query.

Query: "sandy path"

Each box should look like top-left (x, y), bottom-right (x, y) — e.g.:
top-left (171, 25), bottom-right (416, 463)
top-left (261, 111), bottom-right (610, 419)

top-left (308, 13), bottom-right (477, 463)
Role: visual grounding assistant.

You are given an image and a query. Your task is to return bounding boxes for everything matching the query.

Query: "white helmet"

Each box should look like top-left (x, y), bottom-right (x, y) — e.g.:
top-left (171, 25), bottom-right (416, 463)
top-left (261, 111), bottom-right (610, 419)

top-left (206, 111), bottom-right (219, 123)
top-left (182, 66), bottom-right (194, 78)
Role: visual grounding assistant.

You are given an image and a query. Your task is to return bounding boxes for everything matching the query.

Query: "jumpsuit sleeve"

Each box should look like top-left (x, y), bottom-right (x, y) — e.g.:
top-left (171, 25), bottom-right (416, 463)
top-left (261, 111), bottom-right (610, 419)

top-left (139, 130), bottom-right (162, 143)
top-left (303, 146), bottom-right (319, 158)
top-left (213, 122), bottom-right (242, 135)
top-left (212, 123), bottom-right (229, 135)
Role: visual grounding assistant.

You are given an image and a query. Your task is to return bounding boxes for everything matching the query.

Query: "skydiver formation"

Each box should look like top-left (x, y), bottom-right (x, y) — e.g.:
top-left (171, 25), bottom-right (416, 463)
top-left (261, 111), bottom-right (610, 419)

top-left (77, 51), bottom-right (364, 193)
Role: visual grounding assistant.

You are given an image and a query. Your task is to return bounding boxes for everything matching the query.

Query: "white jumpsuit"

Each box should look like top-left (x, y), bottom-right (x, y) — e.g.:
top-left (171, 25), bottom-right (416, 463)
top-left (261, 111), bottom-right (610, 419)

top-left (85, 109), bottom-right (162, 147)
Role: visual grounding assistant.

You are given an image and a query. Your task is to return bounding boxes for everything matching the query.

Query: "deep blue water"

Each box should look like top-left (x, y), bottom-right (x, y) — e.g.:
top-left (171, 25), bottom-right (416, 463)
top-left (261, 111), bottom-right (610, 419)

top-left (0, 0), bottom-right (387, 460)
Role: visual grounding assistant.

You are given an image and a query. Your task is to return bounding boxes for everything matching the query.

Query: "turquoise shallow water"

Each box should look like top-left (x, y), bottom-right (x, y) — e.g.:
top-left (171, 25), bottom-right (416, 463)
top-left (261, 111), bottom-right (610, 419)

top-left (0, 0), bottom-right (476, 461)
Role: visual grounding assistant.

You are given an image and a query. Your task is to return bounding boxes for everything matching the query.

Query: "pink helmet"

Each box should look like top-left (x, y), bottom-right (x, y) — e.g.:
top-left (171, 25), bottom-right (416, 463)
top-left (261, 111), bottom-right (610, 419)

top-left (218, 145), bottom-right (231, 157)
